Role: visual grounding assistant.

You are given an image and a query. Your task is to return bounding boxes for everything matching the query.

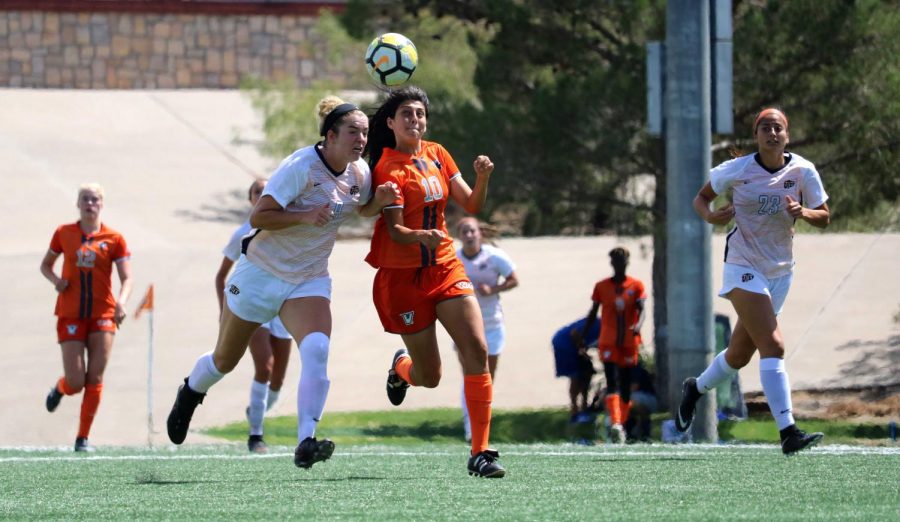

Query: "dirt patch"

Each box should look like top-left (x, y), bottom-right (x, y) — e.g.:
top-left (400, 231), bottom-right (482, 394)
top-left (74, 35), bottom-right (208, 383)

top-left (744, 383), bottom-right (900, 422)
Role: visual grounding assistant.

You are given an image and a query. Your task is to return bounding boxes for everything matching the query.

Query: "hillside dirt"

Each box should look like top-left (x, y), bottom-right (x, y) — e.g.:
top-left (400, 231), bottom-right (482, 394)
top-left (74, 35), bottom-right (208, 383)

top-left (744, 384), bottom-right (900, 422)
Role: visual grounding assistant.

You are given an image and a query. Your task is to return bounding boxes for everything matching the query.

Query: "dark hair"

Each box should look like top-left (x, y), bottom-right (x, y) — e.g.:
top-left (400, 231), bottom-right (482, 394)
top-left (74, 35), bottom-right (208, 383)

top-left (366, 85), bottom-right (430, 170)
top-left (609, 247), bottom-right (630, 261)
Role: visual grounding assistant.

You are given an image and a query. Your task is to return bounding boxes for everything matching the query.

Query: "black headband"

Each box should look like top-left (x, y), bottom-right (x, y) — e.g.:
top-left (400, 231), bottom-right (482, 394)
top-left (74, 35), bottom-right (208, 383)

top-left (320, 103), bottom-right (359, 137)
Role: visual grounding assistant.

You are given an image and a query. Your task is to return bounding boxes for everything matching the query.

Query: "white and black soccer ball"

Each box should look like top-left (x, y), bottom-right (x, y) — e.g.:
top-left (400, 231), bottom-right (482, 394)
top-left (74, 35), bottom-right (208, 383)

top-left (365, 33), bottom-right (418, 87)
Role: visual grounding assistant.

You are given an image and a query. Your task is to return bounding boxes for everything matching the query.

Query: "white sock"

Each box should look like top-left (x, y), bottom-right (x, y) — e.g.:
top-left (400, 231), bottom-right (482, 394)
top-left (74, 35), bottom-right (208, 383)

top-left (187, 351), bottom-right (225, 393)
top-left (296, 332), bottom-right (331, 442)
top-left (266, 387), bottom-right (281, 412)
top-left (696, 351), bottom-right (738, 394)
top-left (248, 380), bottom-right (268, 436)
top-left (759, 357), bottom-right (794, 430)
top-left (460, 382), bottom-right (471, 440)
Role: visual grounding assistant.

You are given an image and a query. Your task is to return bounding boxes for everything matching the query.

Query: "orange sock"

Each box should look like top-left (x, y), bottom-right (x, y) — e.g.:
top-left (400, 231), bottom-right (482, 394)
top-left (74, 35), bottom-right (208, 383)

top-left (394, 355), bottom-right (416, 386)
top-left (77, 383), bottom-right (103, 439)
top-left (605, 393), bottom-right (622, 425)
top-left (622, 400), bottom-right (633, 424)
top-left (464, 373), bottom-right (493, 455)
top-left (57, 376), bottom-right (77, 396)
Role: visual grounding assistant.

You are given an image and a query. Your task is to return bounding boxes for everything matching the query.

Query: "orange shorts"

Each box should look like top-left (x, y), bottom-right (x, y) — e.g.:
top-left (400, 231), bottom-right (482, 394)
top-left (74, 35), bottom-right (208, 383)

top-left (599, 334), bottom-right (642, 367)
top-left (373, 261), bottom-right (474, 334)
top-left (57, 316), bottom-right (117, 343)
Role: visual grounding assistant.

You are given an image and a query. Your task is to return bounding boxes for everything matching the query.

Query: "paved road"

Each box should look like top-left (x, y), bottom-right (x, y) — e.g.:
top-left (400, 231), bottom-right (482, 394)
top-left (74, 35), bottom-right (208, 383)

top-left (2, 90), bottom-right (896, 448)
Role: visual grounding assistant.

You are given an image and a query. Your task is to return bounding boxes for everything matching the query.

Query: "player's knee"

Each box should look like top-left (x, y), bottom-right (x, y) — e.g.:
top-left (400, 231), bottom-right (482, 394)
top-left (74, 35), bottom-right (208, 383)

top-left (299, 332), bottom-right (329, 367)
top-left (212, 352), bottom-right (239, 374)
top-left (66, 377), bottom-right (85, 395)
top-left (418, 367), bottom-right (442, 388)
top-left (756, 337), bottom-right (785, 359)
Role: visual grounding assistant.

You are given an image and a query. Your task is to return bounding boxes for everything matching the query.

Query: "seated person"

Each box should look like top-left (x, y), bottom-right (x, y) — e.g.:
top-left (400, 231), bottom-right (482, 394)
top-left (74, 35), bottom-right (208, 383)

top-left (624, 359), bottom-right (657, 442)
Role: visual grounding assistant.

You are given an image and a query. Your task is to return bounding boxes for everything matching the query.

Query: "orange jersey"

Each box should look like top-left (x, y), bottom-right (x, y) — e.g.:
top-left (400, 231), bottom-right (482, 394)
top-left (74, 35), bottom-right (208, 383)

top-left (591, 276), bottom-right (646, 349)
top-left (49, 222), bottom-right (130, 319)
top-left (365, 141), bottom-right (461, 268)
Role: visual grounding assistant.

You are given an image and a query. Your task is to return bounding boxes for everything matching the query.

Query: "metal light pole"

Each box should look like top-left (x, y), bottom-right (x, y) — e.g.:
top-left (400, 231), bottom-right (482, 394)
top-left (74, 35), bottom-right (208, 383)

top-left (664, 0), bottom-right (717, 442)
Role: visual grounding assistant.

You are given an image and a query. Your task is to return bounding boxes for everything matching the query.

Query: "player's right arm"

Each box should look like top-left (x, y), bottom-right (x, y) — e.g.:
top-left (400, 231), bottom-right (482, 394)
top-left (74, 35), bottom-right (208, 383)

top-left (577, 301), bottom-right (601, 351)
top-left (693, 181), bottom-right (734, 226)
top-left (383, 207), bottom-right (444, 250)
top-left (39, 249), bottom-right (68, 293)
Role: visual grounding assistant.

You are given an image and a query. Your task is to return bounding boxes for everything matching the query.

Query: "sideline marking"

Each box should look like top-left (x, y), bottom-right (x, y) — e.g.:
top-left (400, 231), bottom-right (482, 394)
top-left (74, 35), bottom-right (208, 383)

top-left (2, 443), bottom-right (898, 463)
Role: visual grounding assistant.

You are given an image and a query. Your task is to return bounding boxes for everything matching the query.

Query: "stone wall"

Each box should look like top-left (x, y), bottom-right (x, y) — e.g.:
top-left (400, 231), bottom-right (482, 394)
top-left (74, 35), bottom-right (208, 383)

top-left (0, 9), bottom-right (340, 88)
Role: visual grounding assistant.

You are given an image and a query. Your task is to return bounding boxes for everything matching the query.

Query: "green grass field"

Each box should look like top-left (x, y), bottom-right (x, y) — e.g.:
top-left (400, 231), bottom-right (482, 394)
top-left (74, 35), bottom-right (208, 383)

top-left (3, 409), bottom-right (898, 520)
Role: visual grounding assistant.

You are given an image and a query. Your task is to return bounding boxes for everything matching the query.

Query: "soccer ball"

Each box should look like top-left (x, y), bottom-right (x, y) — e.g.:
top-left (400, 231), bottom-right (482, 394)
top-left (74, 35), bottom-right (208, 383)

top-left (365, 33), bottom-right (418, 87)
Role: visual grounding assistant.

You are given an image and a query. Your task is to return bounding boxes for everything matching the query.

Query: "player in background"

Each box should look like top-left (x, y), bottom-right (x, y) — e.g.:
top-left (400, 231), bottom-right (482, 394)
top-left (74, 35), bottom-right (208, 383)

top-left (215, 178), bottom-right (293, 454)
top-left (166, 96), bottom-right (399, 469)
top-left (365, 85), bottom-right (505, 478)
top-left (676, 107), bottom-right (830, 455)
top-left (578, 247), bottom-right (646, 444)
top-left (41, 183), bottom-right (133, 452)
top-left (454, 217), bottom-right (518, 442)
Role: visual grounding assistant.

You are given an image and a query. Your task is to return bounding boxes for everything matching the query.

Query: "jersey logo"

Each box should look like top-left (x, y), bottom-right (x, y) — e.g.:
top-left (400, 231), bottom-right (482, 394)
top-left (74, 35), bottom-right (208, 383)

top-left (350, 185), bottom-right (360, 195)
top-left (433, 159), bottom-right (442, 170)
top-left (741, 273), bottom-right (754, 283)
top-left (784, 179), bottom-right (796, 189)
top-left (455, 281), bottom-right (474, 290)
top-left (66, 324), bottom-right (78, 335)
top-left (399, 311), bottom-right (415, 326)
top-left (229, 284), bottom-right (240, 295)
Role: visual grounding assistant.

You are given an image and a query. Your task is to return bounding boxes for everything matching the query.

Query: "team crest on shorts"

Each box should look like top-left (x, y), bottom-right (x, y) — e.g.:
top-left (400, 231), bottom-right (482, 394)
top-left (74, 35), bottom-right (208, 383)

top-left (66, 324), bottom-right (78, 335)
top-left (399, 311), bottom-right (415, 326)
top-left (229, 284), bottom-right (240, 295)
top-left (742, 273), bottom-right (754, 282)
top-left (455, 281), bottom-right (474, 290)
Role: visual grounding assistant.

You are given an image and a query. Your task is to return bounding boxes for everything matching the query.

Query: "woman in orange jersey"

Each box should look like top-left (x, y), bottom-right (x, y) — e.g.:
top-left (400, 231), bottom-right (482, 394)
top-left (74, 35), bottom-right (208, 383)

top-left (40, 183), bottom-right (133, 452)
top-left (577, 247), bottom-right (646, 444)
top-left (365, 85), bottom-right (505, 478)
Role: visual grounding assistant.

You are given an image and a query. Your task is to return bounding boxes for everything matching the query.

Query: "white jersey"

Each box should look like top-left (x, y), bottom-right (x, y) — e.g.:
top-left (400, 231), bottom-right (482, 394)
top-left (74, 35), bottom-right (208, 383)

top-left (244, 144), bottom-right (372, 284)
top-left (711, 152), bottom-right (828, 279)
top-left (457, 244), bottom-right (516, 330)
top-left (223, 221), bottom-right (252, 262)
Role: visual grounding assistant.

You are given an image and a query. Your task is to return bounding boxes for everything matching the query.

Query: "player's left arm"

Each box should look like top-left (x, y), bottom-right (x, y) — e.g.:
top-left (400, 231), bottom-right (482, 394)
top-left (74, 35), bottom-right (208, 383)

top-left (480, 270), bottom-right (519, 296)
top-left (114, 257), bottom-right (133, 326)
top-left (633, 298), bottom-right (647, 335)
top-left (785, 196), bottom-right (830, 228)
top-left (450, 155), bottom-right (493, 214)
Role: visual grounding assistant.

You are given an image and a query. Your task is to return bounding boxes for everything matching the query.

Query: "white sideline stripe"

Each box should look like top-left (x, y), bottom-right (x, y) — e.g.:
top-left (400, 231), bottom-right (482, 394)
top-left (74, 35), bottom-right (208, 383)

top-left (1, 444), bottom-right (898, 463)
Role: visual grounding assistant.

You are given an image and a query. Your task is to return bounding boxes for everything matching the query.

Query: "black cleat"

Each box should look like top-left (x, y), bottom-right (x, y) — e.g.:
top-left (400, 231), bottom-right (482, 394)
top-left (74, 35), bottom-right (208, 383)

top-left (294, 437), bottom-right (335, 469)
top-left (467, 449), bottom-right (506, 478)
top-left (781, 425), bottom-right (824, 455)
top-left (248, 434), bottom-right (268, 454)
top-left (166, 378), bottom-right (205, 445)
top-left (386, 348), bottom-right (411, 406)
top-left (74, 437), bottom-right (95, 453)
top-left (675, 377), bottom-right (701, 433)
top-left (46, 385), bottom-right (63, 412)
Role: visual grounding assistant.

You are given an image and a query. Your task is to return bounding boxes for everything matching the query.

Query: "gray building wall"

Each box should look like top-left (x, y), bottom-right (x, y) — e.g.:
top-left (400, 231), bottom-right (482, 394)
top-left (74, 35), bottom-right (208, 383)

top-left (0, 9), bottom-right (339, 88)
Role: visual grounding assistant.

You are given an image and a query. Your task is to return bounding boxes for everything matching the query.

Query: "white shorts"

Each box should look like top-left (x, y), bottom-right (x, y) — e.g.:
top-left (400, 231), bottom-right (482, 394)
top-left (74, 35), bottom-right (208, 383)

top-left (453, 324), bottom-right (506, 356)
top-left (225, 256), bottom-right (332, 324)
top-left (719, 263), bottom-right (792, 315)
top-left (262, 315), bottom-right (291, 340)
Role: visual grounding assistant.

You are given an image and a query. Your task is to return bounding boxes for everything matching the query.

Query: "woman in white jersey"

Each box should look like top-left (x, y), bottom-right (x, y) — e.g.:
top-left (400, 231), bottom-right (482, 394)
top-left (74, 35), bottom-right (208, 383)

top-left (675, 107), bottom-right (830, 455)
top-left (454, 217), bottom-right (518, 441)
top-left (166, 96), bottom-right (399, 468)
top-left (215, 178), bottom-right (293, 454)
